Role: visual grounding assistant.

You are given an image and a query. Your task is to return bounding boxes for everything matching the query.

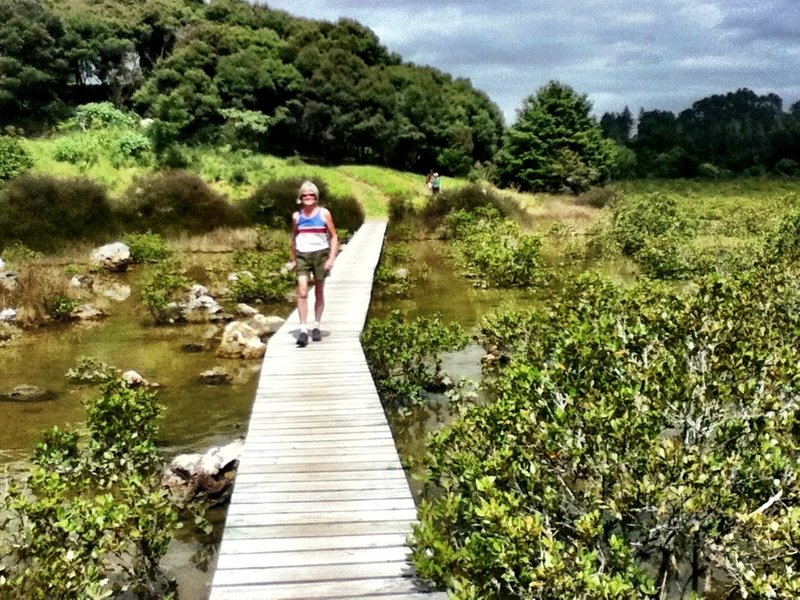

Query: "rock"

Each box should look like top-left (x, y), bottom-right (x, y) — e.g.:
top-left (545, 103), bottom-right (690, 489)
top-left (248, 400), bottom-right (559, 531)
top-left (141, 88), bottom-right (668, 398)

top-left (5, 385), bottom-right (46, 401)
top-left (236, 303), bottom-right (260, 318)
top-left (70, 303), bottom-right (107, 321)
top-left (216, 321), bottom-right (266, 359)
top-left (162, 439), bottom-right (244, 507)
top-left (91, 242), bottom-right (132, 272)
top-left (394, 267), bottom-right (410, 279)
top-left (199, 367), bottom-right (233, 385)
top-left (184, 294), bottom-right (224, 322)
top-left (246, 314), bottom-right (285, 338)
top-left (121, 370), bottom-right (155, 388)
top-left (69, 274), bottom-right (94, 289)
top-left (0, 308), bottom-right (16, 322)
top-left (190, 284), bottom-right (209, 298)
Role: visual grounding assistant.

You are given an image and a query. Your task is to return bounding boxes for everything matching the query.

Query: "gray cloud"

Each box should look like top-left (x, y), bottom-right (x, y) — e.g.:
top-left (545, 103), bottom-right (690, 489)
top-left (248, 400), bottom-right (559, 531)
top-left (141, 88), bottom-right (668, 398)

top-left (261, 0), bottom-right (800, 122)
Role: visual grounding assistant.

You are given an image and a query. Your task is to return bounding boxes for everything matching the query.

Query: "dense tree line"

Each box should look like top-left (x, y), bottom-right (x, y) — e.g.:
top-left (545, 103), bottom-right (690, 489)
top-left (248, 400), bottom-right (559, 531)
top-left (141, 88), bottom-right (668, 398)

top-left (1, 0), bottom-right (798, 187)
top-left (0, 0), bottom-right (504, 176)
top-left (602, 88), bottom-right (800, 178)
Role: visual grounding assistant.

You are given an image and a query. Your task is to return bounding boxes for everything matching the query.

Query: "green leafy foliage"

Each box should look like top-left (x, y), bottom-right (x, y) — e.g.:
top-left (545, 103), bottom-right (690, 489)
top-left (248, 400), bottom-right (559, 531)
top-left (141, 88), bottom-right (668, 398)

top-left (242, 176), bottom-right (364, 233)
top-left (229, 249), bottom-right (294, 303)
top-left (52, 132), bottom-right (102, 168)
top-left (0, 376), bottom-right (181, 599)
top-left (126, 231), bottom-right (173, 264)
top-left (43, 293), bottom-right (79, 321)
top-left (444, 207), bottom-right (544, 288)
top-left (141, 258), bottom-right (191, 324)
top-left (69, 102), bottom-right (138, 130)
top-left (362, 310), bottom-right (468, 407)
top-left (65, 355), bottom-right (122, 384)
top-left (0, 136), bottom-right (34, 181)
top-left (413, 267), bottom-right (800, 598)
top-left (421, 183), bottom-right (529, 231)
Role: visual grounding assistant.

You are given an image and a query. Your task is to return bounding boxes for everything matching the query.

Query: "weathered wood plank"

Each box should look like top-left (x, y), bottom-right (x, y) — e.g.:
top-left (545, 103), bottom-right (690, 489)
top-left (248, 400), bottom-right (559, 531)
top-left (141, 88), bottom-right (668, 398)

top-left (210, 576), bottom-right (432, 600)
top-left (213, 561), bottom-right (412, 585)
top-left (220, 520), bottom-right (415, 540)
top-left (214, 533), bottom-right (410, 554)
top-left (224, 509), bottom-right (418, 528)
top-left (216, 545), bottom-right (411, 570)
top-left (226, 497), bottom-right (416, 515)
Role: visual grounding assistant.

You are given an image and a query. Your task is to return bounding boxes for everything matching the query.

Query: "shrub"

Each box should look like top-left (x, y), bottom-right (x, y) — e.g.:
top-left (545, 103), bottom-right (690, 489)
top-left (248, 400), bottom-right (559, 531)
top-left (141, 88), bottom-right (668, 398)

top-left (229, 250), bottom-right (294, 303)
top-left (122, 171), bottom-right (241, 234)
top-left (52, 133), bottom-right (101, 168)
top-left (112, 130), bottom-right (152, 167)
top-left (774, 158), bottom-right (800, 177)
top-left (141, 258), bottom-right (192, 324)
top-left (242, 177), bottom-right (365, 233)
top-left (69, 102), bottom-right (138, 130)
top-left (421, 183), bottom-right (529, 232)
top-left (0, 174), bottom-right (114, 251)
top-left (361, 310), bottom-right (468, 407)
top-left (242, 176), bottom-right (320, 229)
top-left (43, 294), bottom-right (80, 322)
top-left (609, 193), bottom-right (692, 256)
top-left (126, 231), bottom-right (173, 263)
top-left (65, 356), bottom-right (121, 384)
top-left (444, 208), bottom-right (545, 288)
top-left (324, 193), bottom-right (365, 235)
top-left (413, 268), bottom-right (800, 598)
top-left (0, 136), bottom-right (34, 181)
top-left (0, 376), bottom-right (182, 599)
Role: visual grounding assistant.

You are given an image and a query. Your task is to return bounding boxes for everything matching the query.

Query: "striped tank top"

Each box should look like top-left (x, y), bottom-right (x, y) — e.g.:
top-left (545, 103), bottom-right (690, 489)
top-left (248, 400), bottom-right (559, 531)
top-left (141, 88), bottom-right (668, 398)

top-left (295, 208), bottom-right (329, 252)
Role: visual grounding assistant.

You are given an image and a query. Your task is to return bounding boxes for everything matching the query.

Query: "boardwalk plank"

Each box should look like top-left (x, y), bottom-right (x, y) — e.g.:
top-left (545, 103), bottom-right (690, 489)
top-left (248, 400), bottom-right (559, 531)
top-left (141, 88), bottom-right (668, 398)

top-left (220, 520), bottom-right (415, 540)
top-left (215, 533), bottom-right (410, 554)
top-left (210, 577), bottom-right (435, 600)
top-left (216, 545), bottom-right (411, 570)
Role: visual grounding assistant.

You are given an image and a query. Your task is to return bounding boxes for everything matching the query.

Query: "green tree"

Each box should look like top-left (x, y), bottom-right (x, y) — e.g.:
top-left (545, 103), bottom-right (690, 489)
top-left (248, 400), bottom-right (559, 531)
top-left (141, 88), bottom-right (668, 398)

top-left (0, 0), bottom-right (71, 129)
top-left (496, 81), bottom-right (614, 193)
top-left (600, 106), bottom-right (633, 144)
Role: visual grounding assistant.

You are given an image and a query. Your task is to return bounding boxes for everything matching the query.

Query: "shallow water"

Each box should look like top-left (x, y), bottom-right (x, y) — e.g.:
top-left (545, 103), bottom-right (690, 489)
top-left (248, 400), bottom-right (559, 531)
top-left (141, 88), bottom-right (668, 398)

top-left (0, 264), bottom-right (289, 598)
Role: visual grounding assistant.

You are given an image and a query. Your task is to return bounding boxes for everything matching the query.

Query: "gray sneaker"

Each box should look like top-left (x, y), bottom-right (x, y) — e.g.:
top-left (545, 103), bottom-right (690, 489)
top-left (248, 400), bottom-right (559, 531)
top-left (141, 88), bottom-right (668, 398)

top-left (312, 328), bottom-right (322, 342)
top-left (296, 331), bottom-right (308, 347)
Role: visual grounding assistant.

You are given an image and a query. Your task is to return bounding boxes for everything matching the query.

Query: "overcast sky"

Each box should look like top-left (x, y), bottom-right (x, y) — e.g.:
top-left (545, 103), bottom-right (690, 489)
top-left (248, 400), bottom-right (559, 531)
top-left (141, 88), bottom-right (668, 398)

top-left (261, 0), bottom-right (800, 124)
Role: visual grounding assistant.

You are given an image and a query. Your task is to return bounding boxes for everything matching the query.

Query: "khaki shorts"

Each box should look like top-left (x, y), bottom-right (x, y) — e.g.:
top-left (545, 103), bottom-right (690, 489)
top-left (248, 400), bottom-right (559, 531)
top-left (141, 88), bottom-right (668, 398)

top-left (296, 249), bottom-right (329, 281)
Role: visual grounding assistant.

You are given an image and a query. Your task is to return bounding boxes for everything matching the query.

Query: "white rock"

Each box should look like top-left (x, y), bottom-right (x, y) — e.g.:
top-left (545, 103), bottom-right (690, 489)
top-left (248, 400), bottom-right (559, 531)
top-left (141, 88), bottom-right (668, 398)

top-left (216, 321), bottom-right (266, 359)
top-left (91, 242), bottom-right (132, 272)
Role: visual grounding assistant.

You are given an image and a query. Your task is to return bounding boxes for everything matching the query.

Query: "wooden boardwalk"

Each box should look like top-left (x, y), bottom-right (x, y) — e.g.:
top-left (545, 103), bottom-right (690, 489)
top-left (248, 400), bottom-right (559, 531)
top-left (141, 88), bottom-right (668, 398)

top-left (208, 220), bottom-right (444, 599)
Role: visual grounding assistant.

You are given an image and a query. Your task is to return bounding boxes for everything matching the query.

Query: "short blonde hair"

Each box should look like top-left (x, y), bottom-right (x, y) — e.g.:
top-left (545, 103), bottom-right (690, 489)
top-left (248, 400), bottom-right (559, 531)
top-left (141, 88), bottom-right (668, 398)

top-left (297, 180), bottom-right (320, 201)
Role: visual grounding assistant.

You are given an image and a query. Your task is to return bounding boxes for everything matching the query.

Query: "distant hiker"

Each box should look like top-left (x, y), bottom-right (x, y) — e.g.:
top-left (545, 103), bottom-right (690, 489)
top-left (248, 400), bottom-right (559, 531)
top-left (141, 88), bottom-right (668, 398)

top-left (431, 172), bottom-right (441, 195)
top-left (426, 170), bottom-right (434, 187)
top-left (288, 180), bottom-right (338, 348)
